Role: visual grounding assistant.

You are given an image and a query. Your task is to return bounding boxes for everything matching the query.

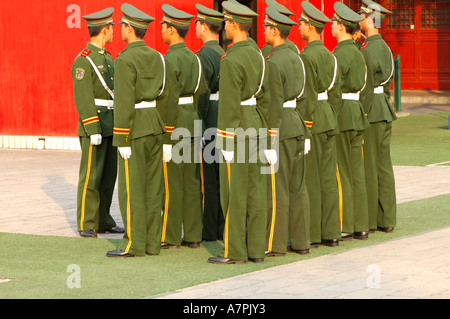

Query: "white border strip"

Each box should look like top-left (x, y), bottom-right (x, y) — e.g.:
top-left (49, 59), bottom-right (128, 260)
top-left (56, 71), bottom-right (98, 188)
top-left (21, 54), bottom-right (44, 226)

top-left (0, 135), bottom-right (81, 151)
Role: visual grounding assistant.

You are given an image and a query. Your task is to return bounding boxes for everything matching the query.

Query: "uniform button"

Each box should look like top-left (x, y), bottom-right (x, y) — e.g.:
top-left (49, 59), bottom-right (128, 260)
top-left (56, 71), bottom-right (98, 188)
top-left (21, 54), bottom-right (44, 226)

top-left (111, 77), bottom-right (114, 80)
top-left (108, 65), bottom-right (111, 68)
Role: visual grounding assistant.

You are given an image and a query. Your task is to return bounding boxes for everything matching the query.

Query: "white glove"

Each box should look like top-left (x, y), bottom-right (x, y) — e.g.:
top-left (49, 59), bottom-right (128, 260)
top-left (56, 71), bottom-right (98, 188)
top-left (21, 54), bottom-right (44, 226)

top-left (221, 150), bottom-right (234, 163)
top-left (118, 147), bottom-right (132, 160)
top-left (264, 149), bottom-right (278, 165)
top-left (304, 139), bottom-right (311, 155)
top-left (163, 144), bottom-right (172, 162)
top-left (90, 134), bottom-right (102, 146)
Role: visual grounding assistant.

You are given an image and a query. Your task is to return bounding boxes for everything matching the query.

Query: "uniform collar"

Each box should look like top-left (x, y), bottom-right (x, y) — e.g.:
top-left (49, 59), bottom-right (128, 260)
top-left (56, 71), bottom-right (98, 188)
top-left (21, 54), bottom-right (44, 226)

top-left (364, 33), bottom-right (382, 43)
top-left (335, 39), bottom-right (354, 48)
top-left (87, 42), bottom-right (107, 54)
top-left (126, 40), bottom-right (146, 49)
top-left (230, 40), bottom-right (250, 49)
top-left (272, 43), bottom-right (289, 52)
top-left (203, 40), bottom-right (220, 48)
top-left (306, 39), bottom-right (324, 47)
top-left (168, 42), bottom-right (187, 52)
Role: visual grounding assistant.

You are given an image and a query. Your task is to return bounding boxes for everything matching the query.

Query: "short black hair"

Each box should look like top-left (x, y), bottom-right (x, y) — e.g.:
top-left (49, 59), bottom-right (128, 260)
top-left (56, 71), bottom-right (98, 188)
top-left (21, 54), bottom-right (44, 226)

top-left (313, 25), bottom-right (324, 35)
top-left (122, 22), bottom-right (147, 39)
top-left (237, 22), bottom-right (251, 33)
top-left (165, 22), bottom-right (190, 39)
top-left (88, 24), bottom-right (110, 38)
top-left (199, 20), bottom-right (223, 34)
top-left (278, 28), bottom-right (290, 39)
top-left (339, 22), bottom-right (358, 35)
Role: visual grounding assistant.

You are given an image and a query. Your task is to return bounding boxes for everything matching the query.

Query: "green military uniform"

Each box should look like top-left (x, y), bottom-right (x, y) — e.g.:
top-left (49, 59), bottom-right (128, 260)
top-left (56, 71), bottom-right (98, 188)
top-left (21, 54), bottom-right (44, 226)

top-left (359, 0), bottom-right (397, 232)
top-left (194, 4), bottom-right (226, 242)
top-left (208, 1), bottom-right (270, 264)
top-left (328, 3), bottom-right (370, 239)
top-left (226, 0), bottom-right (261, 53)
top-left (263, 8), bottom-right (311, 256)
top-left (298, 1), bottom-right (341, 246)
top-left (160, 4), bottom-right (206, 248)
top-left (260, 0), bottom-right (301, 58)
top-left (107, 4), bottom-right (177, 257)
top-left (71, 8), bottom-right (119, 237)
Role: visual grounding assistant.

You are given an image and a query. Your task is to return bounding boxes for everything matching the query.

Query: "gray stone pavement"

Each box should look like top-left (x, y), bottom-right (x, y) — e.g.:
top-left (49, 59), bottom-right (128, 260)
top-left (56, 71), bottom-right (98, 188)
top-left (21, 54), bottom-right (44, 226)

top-left (0, 99), bottom-right (450, 299)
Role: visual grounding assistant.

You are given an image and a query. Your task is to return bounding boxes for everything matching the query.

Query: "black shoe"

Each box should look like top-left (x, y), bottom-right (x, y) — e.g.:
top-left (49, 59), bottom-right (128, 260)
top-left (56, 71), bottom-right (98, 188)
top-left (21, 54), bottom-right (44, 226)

top-left (340, 232), bottom-right (353, 241)
top-left (265, 251), bottom-right (285, 257)
top-left (161, 242), bottom-right (180, 249)
top-left (106, 249), bottom-right (135, 257)
top-left (181, 241), bottom-right (201, 248)
top-left (98, 226), bottom-right (125, 234)
top-left (146, 252), bottom-right (158, 256)
top-left (354, 231), bottom-right (369, 240)
top-left (321, 239), bottom-right (339, 247)
top-left (296, 249), bottom-right (309, 255)
top-left (249, 258), bottom-right (264, 263)
top-left (79, 229), bottom-right (97, 238)
top-left (207, 256), bottom-right (246, 264)
top-left (310, 242), bottom-right (320, 248)
top-left (377, 226), bottom-right (394, 233)
top-left (369, 229), bottom-right (376, 233)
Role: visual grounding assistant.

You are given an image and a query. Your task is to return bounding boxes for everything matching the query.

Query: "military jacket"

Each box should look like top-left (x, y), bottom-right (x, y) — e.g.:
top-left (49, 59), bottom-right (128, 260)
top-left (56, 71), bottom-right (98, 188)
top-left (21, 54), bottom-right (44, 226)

top-left (299, 40), bottom-right (339, 135)
top-left (265, 43), bottom-right (310, 143)
top-left (113, 41), bottom-right (177, 147)
top-left (360, 34), bottom-right (397, 124)
top-left (329, 39), bottom-right (370, 132)
top-left (261, 39), bottom-right (300, 58)
top-left (164, 42), bottom-right (206, 138)
top-left (196, 40), bottom-right (224, 128)
top-left (71, 42), bottom-right (114, 137)
top-left (216, 40), bottom-right (270, 151)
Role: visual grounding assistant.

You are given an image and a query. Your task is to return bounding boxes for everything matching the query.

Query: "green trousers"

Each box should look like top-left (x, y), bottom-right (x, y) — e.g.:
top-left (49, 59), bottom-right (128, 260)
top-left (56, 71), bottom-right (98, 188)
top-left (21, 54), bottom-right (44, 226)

top-left (77, 136), bottom-right (117, 232)
top-left (219, 140), bottom-right (267, 261)
top-left (266, 138), bottom-right (310, 253)
top-left (336, 130), bottom-right (369, 233)
top-left (305, 132), bottom-right (341, 243)
top-left (162, 138), bottom-right (203, 246)
top-left (201, 136), bottom-right (225, 241)
top-left (363, 121), bottom-right (397, 229)
top-left (118, 134), bottom-right (164, 256)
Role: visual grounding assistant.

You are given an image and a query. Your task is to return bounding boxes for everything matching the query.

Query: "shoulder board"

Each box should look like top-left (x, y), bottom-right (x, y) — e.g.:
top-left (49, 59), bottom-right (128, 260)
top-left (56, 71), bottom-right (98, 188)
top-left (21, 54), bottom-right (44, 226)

top-left (265, 52), bottom-right (275, 60)
top-left (220, 49), bottom-right (231, 61)
top-left (80, 49), bottom-right (91, 57)
top-left (360, 42), bottom-right (369, 51)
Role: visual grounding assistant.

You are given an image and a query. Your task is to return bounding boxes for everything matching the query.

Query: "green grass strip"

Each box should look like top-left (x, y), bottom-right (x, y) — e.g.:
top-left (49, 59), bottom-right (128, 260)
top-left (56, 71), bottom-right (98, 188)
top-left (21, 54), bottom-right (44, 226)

top-left (1, 192), bottom-right (449, 299)
top-left (391, 112), bottom-right (450, 166)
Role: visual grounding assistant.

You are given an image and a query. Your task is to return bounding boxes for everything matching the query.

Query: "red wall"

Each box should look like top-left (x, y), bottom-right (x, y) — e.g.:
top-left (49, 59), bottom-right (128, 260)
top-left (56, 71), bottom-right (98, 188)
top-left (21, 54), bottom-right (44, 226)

top-left (0, 0), bottom-right (338, 138)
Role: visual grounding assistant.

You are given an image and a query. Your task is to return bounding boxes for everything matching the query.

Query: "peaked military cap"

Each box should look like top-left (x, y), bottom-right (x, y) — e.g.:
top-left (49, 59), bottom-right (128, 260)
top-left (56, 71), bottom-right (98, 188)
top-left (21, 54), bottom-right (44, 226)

top-left (119, 3), bottom-right (154, 30)
top-left (358, 0), bottom-right (391, 26)
top-left (195, 4), bottom-right (224, 25)
top-left (332, 2), bottom-right (364, 27)
top-left (264, 7), bottom-right (297, 31)
top-left (83, 8), bottom-right (115, 27)
top-left (222, 1), bottom-right (258, 24)
top-left (298, 1), bottom-right (332, 28)
top-left (160, 4), bottom-right (195, 28)
top-left (265, 0), bottom-right (294, 17)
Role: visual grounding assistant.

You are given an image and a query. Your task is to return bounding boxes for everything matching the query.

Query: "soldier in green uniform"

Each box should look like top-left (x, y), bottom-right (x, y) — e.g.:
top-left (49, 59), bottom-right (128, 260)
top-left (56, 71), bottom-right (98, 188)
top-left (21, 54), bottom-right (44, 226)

top-left (106, 3), bottom-right (176, 257)
top-left (71, 8), bottom-right (124, 238)
top-left (194, 4), bottom-right (226, 242)
top-left (160, 4), bottom-right (206, 249)
top-left (298, 1), bottom-right (341, 247)
top-left (263, 7), bottom-right (311, 257)
top-left (208, 1), bottom-right (270, 264)
top-left (358, 0), bottom-right (397, 233)
top-left (261, 0), bottom-right (300, 58)
top-left (226, 0), bottom-right (261, 52)
top-left (329, 2), bottom-right (370, 241)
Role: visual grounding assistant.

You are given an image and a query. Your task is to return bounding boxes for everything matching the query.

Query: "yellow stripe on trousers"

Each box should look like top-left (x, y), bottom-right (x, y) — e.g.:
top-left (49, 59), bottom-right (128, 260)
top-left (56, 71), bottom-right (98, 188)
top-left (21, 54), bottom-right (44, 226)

top-left (336, 164), bottom-right (343, 232)
top-left (125, 159), bottom-right (133, 253)
top-left (224, 162), bottom-right (231, 258)
top-left (80, 145), bottom-right (93, 232)
top-left (161, 161), bottom-right (169, 242)
top-left (267, 164), bottom-right (276, 252)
